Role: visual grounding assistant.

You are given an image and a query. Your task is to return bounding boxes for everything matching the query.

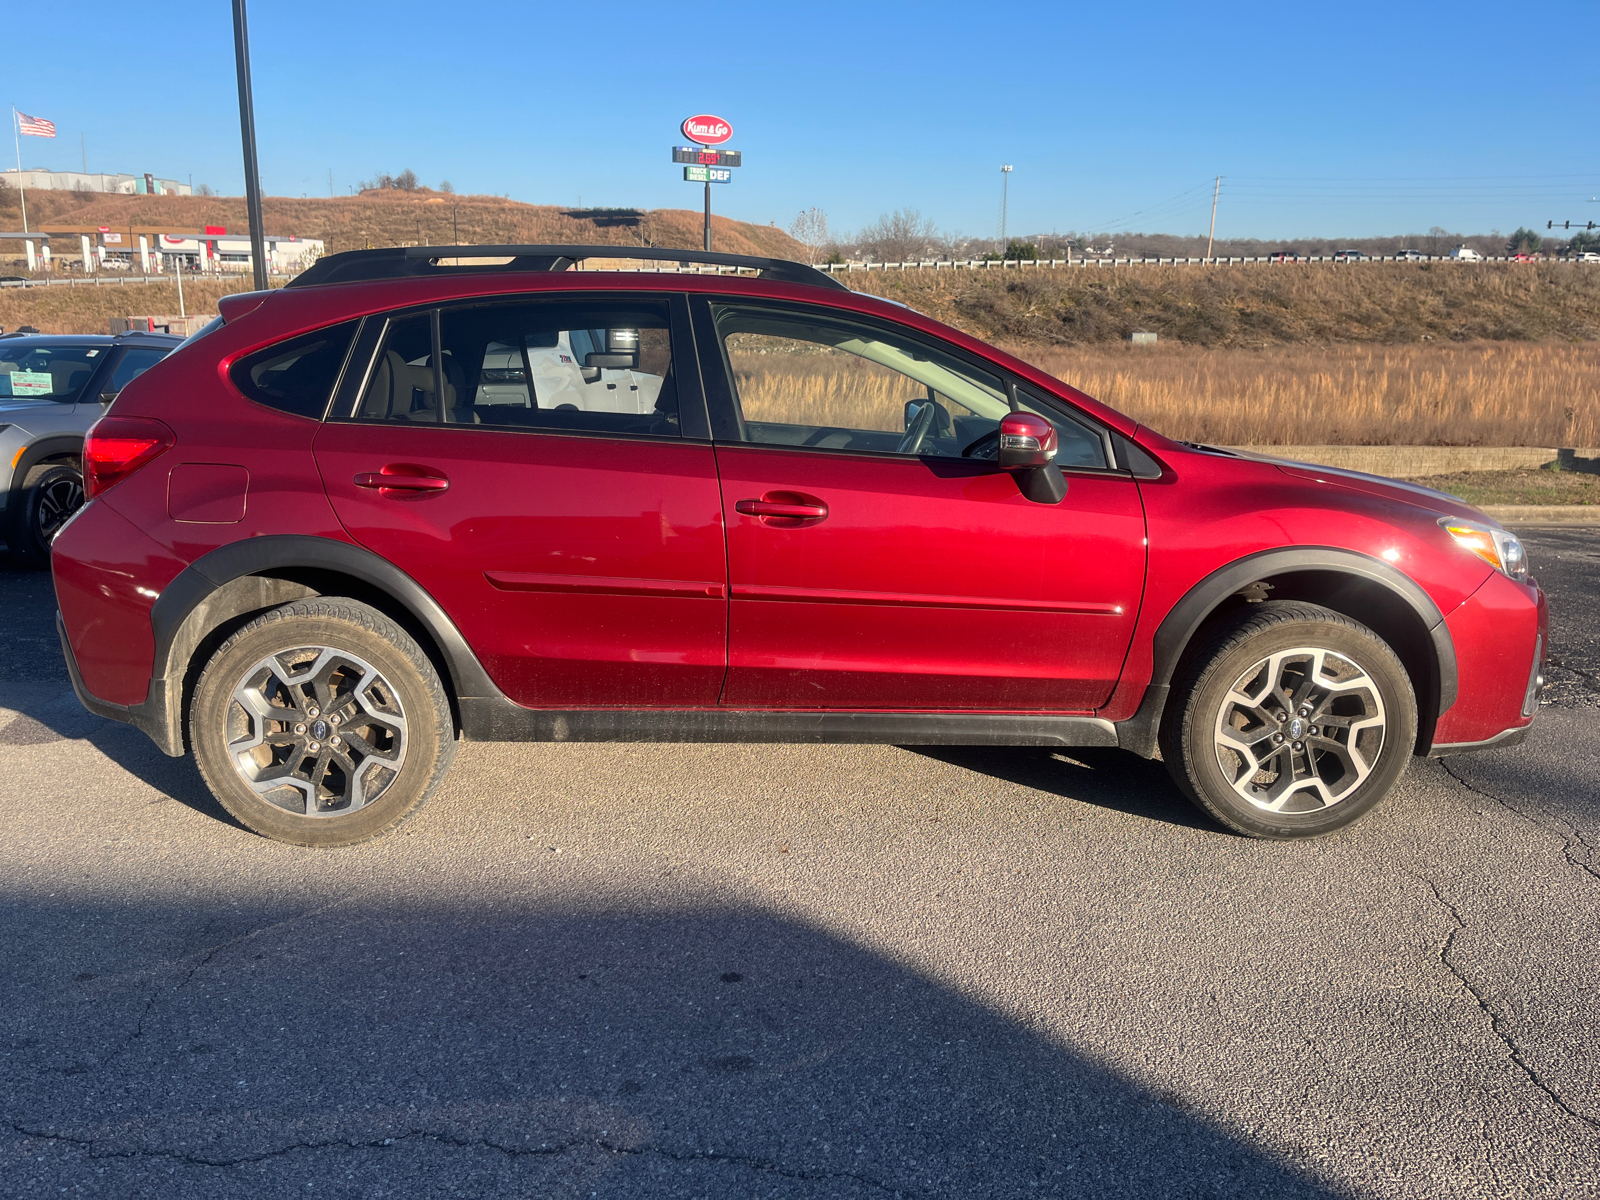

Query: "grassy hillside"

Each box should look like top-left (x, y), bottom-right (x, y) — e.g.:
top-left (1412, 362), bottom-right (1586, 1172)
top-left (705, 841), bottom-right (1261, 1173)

top-left (844, 262), bottom-right (1600, 348)
top-left (0, 187), bottom-right (805, 260)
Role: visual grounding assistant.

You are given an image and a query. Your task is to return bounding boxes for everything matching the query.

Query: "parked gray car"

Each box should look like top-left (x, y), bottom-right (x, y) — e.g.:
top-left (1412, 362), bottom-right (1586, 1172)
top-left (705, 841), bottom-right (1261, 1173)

top-left (0, 331), bottom-right (181, 566)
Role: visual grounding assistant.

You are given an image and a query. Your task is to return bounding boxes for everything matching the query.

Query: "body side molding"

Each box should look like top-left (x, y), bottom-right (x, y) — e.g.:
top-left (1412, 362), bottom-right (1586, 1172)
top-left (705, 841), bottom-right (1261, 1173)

top-left (455, 700), bottom-right (1118, 747)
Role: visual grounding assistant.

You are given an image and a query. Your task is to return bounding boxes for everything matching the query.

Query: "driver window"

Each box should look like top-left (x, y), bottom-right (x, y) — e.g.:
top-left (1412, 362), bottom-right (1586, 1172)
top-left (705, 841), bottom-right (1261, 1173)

top-left (712, 304), bottom-right (1009, 459)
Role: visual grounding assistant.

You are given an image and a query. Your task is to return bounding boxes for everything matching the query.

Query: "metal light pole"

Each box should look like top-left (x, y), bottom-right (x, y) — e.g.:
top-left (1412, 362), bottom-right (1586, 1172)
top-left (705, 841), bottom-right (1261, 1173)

top-left (1205, 175), bottom-right (1222, 264)
top-left (231, 0), bottom-right (269, 291)
top-left (703, 180), bottom-right (712, 251)
top-left (999, 164), bottom-right (1013, 255)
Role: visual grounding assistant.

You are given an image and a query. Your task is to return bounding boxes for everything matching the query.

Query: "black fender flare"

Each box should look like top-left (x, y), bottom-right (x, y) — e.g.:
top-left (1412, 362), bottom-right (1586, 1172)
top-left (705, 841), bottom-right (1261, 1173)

top-left (7, 434), bottom-right (83, 495)
top-left (137, 534), bottom-right (506, 754)
top-left (1115, 546), bottom-right (1457, 757)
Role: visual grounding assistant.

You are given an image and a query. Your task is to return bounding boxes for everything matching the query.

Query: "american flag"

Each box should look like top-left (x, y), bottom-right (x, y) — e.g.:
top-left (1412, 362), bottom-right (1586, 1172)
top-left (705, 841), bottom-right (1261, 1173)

top-left (17, 112), bottom-right (56, 138)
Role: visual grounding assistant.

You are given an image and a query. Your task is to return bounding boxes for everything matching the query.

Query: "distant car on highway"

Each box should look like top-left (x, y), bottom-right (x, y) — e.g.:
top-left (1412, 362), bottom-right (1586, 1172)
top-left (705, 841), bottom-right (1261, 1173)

top-left (1510, 253), bottom-right (1534, 262)
top-left (1450, 246), bottom-right (1483, 262)
top-left (1576, 251), bottom-right (1600, 263)
top-left (1394, 249), bottom-right (1426, 261)
top-left (0, 330), bottom-right (181, 566)
top-left (1333, 249), bottom-right (1367, 261)
top-left (1267, 251), bottom-right (1299, 263)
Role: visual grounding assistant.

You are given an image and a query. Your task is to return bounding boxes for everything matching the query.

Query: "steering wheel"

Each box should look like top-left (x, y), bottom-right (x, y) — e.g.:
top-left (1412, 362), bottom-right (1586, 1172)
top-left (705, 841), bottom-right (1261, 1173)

top-left (896, 400), bottom-right (938, 455)
top-left (962, 428), bottom-right (1001, 460)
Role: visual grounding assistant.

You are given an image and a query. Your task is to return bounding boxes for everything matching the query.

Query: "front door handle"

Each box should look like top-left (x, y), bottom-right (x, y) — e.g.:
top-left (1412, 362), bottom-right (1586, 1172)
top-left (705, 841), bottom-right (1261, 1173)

top-left (735, 494), bottom-right (828, 521)
top-left (354, 464), bottom-right (451, 496)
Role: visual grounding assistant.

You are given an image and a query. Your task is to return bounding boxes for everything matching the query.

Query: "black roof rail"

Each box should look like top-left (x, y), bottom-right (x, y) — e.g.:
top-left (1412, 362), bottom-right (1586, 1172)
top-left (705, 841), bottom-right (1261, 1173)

top-left (285, 244), bottom-right (847, 291)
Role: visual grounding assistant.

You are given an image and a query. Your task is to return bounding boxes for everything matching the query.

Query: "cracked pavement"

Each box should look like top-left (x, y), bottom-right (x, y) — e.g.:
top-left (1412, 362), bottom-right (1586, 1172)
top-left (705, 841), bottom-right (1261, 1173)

top-left (1, 530), bottom-right (1597, 1198)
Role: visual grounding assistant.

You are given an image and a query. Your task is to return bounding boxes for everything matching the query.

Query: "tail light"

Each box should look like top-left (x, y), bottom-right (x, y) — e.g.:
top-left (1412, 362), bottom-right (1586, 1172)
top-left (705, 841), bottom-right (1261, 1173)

top-left (84, 416), bottom-right (174, 498)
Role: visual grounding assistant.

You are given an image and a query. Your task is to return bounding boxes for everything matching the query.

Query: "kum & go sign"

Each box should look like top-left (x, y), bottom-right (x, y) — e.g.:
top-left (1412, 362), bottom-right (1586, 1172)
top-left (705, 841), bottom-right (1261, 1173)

top-left (681, 114), bottom-right (732, 145)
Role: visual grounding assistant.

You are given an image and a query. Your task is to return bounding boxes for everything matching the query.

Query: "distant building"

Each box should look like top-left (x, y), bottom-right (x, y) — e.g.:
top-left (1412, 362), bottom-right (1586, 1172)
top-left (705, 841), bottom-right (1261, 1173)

top-left (0, 169), bottom-right (192, 196)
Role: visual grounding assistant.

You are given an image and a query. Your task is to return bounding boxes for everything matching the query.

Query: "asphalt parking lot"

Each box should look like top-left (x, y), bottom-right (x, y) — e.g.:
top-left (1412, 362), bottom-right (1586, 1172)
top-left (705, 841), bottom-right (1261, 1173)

top-left (2, 530), bottom-right (1596, 1199)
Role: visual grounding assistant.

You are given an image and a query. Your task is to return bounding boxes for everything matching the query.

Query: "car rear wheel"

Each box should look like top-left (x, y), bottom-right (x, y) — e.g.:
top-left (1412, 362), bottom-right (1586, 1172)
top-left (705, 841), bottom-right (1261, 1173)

top-left (7, 463), bottom-right (84, 569)
top-left (1160, 601), bottom-right (1416, 839)
top-left (191, 598), bottom-right (455, 846)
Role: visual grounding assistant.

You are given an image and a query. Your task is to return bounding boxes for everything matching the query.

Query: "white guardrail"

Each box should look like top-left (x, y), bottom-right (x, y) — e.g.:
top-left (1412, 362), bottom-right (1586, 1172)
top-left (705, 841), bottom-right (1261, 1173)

top-left (0, 273), bottom-right (297, 289)
top-left (815, 254), bottom-right (1589, 272)
top-left (0, 255), bottom-right (1591, 288)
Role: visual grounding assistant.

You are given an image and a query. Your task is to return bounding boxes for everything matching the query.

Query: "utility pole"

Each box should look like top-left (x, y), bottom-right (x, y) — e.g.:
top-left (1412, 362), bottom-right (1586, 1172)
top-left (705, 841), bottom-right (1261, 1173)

top-left (999, 164), bottom-right (1013, 254)
top-left (1206, 175), bottom-right (1222, 263)
top-left (231, 0), bottom-right (269, 291)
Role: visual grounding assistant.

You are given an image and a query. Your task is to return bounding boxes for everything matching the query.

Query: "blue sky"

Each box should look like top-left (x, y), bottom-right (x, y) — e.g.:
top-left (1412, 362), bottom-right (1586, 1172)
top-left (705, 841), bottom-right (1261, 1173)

top-left (10, 0), bottom-right (1598, 242)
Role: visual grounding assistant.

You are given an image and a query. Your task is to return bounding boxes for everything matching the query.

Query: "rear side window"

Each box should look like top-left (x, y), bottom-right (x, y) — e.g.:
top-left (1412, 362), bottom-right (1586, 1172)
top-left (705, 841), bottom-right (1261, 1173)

top-left (230, 320), bottom-right (359, 419)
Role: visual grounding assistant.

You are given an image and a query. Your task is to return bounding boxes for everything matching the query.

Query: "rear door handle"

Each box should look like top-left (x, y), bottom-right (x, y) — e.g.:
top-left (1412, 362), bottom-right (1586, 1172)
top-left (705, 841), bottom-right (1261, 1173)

top-left (735, 496), bottom-right (828, 521)
top-left (354, 465), bottom-right (451, 495)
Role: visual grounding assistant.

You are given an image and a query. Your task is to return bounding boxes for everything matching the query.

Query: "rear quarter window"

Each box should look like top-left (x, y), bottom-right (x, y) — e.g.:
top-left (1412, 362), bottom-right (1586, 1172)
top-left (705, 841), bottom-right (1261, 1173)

top-left (229, 320), bottom-right (359, 419)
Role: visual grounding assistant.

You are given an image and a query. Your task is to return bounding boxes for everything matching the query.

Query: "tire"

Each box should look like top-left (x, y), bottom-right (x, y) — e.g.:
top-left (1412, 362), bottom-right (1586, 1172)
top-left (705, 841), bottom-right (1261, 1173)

top-left (7, 463), bottom-right (84, 569)
top-left (191, 598), bottom-right (456, 847)
top-left (1160, 601), bottom-right (1417, 839)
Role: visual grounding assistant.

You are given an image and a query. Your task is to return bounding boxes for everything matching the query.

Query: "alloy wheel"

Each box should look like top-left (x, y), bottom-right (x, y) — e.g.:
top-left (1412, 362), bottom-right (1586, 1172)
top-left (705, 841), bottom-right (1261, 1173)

top-left (225, 646), bottom-right (408, 817)
top-left (35, 472), bottom-right (84, 542)
top-left (1212, 646), bottom-right (1387, 814)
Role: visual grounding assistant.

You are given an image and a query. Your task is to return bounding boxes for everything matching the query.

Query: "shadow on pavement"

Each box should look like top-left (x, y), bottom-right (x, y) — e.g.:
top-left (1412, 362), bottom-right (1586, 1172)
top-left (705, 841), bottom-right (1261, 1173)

top-left (906, 745), bottom-right (1216, 833)
top-left (1, 896), bottom-right (1338, 1198)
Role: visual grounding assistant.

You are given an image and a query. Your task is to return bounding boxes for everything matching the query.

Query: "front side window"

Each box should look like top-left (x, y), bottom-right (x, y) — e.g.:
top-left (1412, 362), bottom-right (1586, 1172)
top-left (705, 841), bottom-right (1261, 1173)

top-left (710, 303), bottom-right (1107, 467)
top-left (230, 320), bottom-right (358, 419)
top-left (353, 300), bottom-right (679, 438)
top-left (0, 342), bottom-right (108, 402)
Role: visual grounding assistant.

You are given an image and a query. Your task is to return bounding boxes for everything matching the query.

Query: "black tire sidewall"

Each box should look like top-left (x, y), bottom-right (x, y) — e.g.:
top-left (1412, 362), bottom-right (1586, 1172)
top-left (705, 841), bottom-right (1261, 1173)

top-left (1175, 613), bottom-right (1417, 839)
top-left (191, 602), bottom-right (452, 847)
top-left (10, 464), bottom-right (82, 568)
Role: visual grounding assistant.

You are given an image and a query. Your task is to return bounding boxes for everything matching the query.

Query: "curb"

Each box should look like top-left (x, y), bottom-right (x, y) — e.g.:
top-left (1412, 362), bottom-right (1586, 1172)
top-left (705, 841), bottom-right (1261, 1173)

top-left (1481, 506), bottom-right (1600, 526)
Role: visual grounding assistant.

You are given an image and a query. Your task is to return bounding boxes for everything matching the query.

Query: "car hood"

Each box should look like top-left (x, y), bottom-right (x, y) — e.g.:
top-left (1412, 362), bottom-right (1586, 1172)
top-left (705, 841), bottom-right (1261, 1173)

top-left (1222, 448), bottom-right (1494, 523)
top-left (0, 397), bottom-right (55, 419)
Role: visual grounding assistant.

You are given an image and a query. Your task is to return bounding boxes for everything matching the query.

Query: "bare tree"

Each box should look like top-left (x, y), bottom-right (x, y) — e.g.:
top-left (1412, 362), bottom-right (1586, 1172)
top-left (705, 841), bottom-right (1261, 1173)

top-left (789, 207), bottom-right (829, 264)
top-left (439, 180), bottom-right (454, 194)
top-left (1426, 225), bottom-right (1450, 255)
top-left (854, 209), bottom-right (944, 262)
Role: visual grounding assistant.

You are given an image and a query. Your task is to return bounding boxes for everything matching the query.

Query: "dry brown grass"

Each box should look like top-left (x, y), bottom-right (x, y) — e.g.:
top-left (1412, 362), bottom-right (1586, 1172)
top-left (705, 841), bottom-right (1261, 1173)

top-left (0, 188), bottom-right (804, 265)
top-left (1013, 341), bottom-right (1600, 447)
top-left (724, 340), bottom-right (1600, 448)
top-left (849, 263), bottom-right (1600, 348)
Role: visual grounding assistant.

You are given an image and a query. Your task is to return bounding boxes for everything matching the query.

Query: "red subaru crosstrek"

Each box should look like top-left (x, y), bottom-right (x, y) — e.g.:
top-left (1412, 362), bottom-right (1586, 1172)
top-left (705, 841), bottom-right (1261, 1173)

top-left (52, 245), bottom-right (1547, 846)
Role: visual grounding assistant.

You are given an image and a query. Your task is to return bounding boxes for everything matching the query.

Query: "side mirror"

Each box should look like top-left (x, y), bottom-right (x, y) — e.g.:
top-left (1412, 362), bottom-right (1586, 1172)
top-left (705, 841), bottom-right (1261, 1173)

top-left (584, 327), bottom-right (640, 371)
top-left (99, 390), bottom-right (119, 404)
top-left (997, 412), bottom-right (1058, 469)
top-left (997, 412), bottom-right (1068, 504)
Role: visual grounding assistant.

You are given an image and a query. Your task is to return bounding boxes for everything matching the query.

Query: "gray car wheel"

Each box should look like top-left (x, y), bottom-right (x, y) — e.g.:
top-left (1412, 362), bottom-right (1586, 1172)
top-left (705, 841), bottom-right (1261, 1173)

top-left (191, 598), bottom-right (456, 846)
top-left (7, 463), bottom-right (84, 569)
top-left (1160, 601), bottom-right (1417, 839)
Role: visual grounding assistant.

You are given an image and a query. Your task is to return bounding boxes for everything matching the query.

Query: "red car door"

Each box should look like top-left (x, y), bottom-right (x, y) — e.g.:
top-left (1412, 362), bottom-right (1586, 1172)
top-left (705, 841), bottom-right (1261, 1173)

top-left (700, 299), bottom-right (1147, 711)
top-left (315, 296), bottom-right (727, 708)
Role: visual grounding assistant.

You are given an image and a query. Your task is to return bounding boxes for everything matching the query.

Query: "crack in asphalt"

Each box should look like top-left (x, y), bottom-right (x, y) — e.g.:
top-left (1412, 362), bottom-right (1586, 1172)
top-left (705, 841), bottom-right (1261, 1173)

top-left (1439, 759), bottom-right (1600, 886)
top-left (50, 903), bottom-right (345, 1077)
top-left (1412, 874), bottom-right (1599, 1131)
top-left (4, 1122), bottom-right (915, 1195)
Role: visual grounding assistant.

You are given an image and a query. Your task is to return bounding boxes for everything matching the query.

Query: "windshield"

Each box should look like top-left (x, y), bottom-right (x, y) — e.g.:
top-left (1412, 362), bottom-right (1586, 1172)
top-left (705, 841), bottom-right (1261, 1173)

top-left (0, 341), bottom-right (108, 402)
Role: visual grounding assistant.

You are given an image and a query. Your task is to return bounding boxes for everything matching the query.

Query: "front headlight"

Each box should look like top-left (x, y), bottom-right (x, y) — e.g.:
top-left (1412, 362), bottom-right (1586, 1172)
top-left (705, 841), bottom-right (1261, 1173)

top-left (1440, 517), bottom-right (1529, 583)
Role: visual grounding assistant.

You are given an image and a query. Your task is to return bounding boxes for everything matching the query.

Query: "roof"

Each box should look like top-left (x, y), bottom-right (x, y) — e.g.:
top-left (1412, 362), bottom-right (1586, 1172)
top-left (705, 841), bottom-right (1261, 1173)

top-left (0, 331), bottom-right (183, 345)
top-left (286, 244), bottom-right (846, 291)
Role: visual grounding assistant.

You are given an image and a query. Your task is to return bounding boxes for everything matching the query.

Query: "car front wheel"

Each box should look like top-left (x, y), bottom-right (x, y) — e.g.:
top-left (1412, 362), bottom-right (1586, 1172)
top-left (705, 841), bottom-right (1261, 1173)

top-left (1161, 601), bottom-right (1417, 839)
top-left (191, 598), bottom-right (456, 846)
top-left (7, 463), bottom-right (84, 569)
